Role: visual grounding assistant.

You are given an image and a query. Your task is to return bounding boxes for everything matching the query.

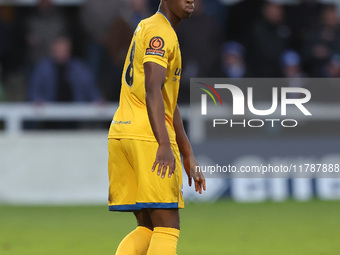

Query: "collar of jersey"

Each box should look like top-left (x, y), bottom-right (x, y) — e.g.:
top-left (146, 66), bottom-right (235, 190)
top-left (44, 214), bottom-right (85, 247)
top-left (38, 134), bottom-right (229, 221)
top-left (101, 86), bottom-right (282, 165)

top-left (156, 11), bottom-right (175, 31)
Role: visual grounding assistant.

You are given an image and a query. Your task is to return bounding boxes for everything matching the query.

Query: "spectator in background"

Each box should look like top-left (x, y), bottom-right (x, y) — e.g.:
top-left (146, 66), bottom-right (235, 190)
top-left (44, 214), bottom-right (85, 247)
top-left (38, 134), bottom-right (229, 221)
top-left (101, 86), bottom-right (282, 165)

top-left (304, 52), bottom-right (340, 102)
top-left (80, 0), bottom-right (132, 101)
top-left (225, 0), bottom-right (265, 44)
top-left (130, 0), bottom-right (151, 27)
top-left (201, 0), bottom-right (225, 29)
top-left (177, 0), bottom-right (222, 103)
top-left (0, 7), bottom-right (14, 101)
top-left (28, 36), bottom-right (101, 103)
top-left (302, 5), bottom-right (340, 77)
top-left (0, 6), bottom-right (27, 102)
top-left (26, 0), bottom-right (68, 66)
top-left (281, 50), bottom-right (304, 78)
top-left (149, 0), bottom-right (160, 13)
top-left (281, 50), bottom-right (307, 99)
top-left (218, 41), bottom-right (247, 78)
top-left (247, 1), bottom-right (291, 77)
top-left (0, 7), bottom-right (15, 82)
top-left (325, 54), bottom-right (340, 78)
top-left (286, 0), bottom-right (325, 51)
top-left (322, 54), bottom-right (340, 102)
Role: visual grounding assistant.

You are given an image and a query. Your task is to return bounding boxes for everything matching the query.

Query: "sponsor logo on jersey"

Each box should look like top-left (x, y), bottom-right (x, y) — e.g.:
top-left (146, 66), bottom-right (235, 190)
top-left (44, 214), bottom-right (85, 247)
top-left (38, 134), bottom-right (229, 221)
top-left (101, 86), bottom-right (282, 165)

top-left (146, 36), bottom-right (165, 57)
top-left (112, 120), bottom-right (132, 125)
top-left (175, 68), bottom-right (181, 76)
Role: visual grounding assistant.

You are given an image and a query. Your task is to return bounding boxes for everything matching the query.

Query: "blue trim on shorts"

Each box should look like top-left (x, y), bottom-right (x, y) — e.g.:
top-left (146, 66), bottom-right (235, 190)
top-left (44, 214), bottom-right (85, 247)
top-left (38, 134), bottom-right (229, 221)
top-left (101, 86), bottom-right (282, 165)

top-left (109, 202), bottom-right (179, 212)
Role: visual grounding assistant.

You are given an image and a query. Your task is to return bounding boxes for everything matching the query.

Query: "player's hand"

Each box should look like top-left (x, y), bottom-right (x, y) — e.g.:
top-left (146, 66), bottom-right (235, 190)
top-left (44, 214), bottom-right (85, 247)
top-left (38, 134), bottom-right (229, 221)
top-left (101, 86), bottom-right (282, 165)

top-left (152, 144), bottom-right (176, 179)
top-left (183, 154), bottom-right (206, 194)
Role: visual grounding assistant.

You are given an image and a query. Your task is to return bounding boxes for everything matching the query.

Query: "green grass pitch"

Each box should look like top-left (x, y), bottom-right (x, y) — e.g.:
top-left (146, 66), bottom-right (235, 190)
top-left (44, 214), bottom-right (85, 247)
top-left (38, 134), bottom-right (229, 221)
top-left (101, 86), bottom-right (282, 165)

top-left (1, 200), bottom-right (340, 255)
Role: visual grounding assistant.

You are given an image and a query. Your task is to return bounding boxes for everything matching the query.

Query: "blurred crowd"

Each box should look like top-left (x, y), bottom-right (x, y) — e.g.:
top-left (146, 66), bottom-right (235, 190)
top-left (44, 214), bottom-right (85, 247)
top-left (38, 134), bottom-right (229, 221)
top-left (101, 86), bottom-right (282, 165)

top-left (0, 0), bottom-right (340, 104)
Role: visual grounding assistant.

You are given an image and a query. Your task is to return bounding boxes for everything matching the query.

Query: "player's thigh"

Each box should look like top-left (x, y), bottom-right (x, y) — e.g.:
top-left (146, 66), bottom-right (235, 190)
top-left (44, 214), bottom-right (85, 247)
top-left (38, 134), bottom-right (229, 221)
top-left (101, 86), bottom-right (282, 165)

top-left (133, 209), bottom-right (153, 230)
top-left (121, 139), bottom-right (183, 205)
top-left (147, 208), bottom-right (180, 230)
top-left (108, 138), bottom-right (137, 206)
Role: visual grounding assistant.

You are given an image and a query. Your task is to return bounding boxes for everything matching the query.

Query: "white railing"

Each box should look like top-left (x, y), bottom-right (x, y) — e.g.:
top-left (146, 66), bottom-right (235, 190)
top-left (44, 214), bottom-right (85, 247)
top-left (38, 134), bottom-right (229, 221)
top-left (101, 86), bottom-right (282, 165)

top-left (0, 103), bottom-right (117, 135)
top-left (0, 103), bottom-right (190, 135)
top-left (0, 102), bottom-right (339, 138)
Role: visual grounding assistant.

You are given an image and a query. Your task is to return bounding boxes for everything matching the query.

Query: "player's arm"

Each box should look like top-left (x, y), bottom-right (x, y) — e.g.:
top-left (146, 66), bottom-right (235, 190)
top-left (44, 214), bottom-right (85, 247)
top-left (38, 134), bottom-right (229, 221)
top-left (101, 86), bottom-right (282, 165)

top-left (173, 105), bottom-right (206, 194)
top-left (144, 61), bottom-right (176, 179)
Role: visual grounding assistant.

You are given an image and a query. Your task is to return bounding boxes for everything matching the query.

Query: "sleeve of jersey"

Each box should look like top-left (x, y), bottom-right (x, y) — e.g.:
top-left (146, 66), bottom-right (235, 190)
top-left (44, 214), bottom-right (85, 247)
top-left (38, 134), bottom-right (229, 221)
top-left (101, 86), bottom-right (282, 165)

top-left (142, 27), bottom-right (174, 69)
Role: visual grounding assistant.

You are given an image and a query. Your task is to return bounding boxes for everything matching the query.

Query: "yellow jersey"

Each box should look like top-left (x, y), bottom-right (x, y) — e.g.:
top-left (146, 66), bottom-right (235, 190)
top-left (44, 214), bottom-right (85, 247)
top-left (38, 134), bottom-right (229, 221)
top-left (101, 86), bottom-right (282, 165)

top-left (108, 12), bottom-right (182, 143)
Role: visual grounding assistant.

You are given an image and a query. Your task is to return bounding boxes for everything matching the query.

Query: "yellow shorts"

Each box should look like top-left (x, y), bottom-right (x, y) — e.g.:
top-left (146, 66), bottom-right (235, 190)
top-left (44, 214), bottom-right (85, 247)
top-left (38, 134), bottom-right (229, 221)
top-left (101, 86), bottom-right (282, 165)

top-left (108, 138), bottom-right (184, 212)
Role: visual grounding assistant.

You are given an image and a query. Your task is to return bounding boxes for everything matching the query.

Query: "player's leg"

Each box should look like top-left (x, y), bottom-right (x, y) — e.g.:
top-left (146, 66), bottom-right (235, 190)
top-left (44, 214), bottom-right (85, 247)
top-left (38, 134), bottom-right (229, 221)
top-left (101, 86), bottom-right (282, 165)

top-left (108, 139), bottom-right (152, 255)
top-left (121, 139), bottom-right (183, 255)
top-left (147, 208), bottom-right (180, 229)
top-left (108, 139), bottom-right (138, 210)
top-left (134, 209), bottom-right (154, 230)
top-left (115, 209), bottom-right (153, 255)
top-left (146, 201), bottom-right (180, 255)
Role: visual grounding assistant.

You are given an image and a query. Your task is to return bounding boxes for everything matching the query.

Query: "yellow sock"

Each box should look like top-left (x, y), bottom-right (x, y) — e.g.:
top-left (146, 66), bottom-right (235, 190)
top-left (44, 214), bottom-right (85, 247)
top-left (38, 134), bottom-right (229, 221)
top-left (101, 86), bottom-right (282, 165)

top-left (115, 226), bottom-right (153, 255)
top-left (147, 227), bottom-right (180, 255)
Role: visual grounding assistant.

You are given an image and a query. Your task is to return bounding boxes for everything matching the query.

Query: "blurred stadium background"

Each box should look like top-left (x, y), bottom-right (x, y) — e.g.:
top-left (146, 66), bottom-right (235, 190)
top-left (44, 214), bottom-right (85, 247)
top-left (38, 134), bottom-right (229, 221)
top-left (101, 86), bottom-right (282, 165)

top-left (1, 0), bottom-right (340, 254)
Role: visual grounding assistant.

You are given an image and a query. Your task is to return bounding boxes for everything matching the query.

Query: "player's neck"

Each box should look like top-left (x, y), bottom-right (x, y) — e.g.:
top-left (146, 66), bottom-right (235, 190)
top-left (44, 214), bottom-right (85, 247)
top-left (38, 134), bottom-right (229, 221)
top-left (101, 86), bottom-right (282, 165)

top-left (158, 7), bottom-right (181, 30)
